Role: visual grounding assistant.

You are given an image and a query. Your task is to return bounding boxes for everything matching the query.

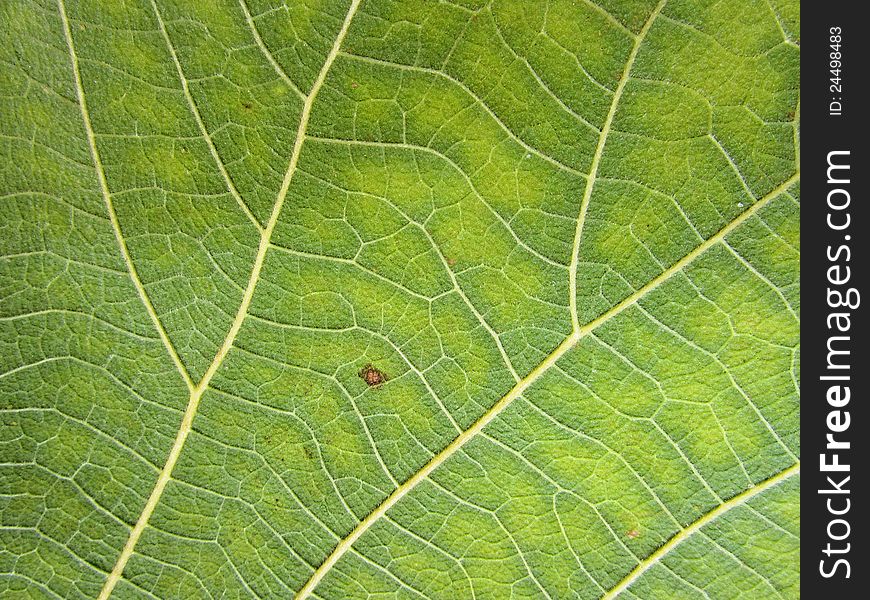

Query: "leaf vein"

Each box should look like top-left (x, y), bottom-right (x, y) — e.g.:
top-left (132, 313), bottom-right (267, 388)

top-left (601, 462), bottom-right (799, 598)
top-left (150, 0), bottom-right (264, 232)
top-left (238, 0), bottom-right (305, 99)
top-left (569, 0), bottom-right (668, 331)
top-left (295, 168), bottom-right (798, 597)
top-left (56, 0), bottom-right (194, 394)
top-left (94, 1), bottom-right (364, 596)
top-left (339, 52), bottom-right (587, 178)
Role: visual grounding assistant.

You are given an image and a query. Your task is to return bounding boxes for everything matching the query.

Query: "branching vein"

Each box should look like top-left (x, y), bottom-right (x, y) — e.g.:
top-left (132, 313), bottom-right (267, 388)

top-left (569, 0), bottom-right (667, 331)
top-left (57, 0), bottom-right (194, 393)
top-left (85, 1), bottom-right (364, 597)
top-left (602, 462), bottom-right (800, 598)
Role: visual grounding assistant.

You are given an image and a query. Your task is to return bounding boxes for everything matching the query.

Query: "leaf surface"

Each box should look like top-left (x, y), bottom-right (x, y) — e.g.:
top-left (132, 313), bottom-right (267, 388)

top-left (0, 0), bottom-right (800, 598)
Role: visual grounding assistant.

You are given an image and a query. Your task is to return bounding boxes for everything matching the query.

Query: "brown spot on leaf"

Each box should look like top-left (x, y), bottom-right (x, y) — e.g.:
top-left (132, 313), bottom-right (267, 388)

top-left (351, 82), bottom-right (359, 89)
top-left (626, 529), bottom-right (640, 539)
top-left (446, 257), bottom-right (456, 267)
top-left (358, 363), bottom-right (388, 388)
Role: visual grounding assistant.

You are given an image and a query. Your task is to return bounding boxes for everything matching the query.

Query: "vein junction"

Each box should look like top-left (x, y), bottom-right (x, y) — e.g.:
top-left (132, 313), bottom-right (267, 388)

top-left (59, 0), bottom-right (364, 596)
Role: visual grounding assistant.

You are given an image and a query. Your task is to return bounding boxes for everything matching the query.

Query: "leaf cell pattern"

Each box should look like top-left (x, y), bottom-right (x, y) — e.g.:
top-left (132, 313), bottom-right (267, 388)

top-left (0, 0), bottom-right (799, 598)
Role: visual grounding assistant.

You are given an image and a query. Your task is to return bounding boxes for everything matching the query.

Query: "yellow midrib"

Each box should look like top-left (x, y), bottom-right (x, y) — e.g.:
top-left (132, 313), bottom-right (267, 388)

top-left (295, 5), bottom-right (673, 595)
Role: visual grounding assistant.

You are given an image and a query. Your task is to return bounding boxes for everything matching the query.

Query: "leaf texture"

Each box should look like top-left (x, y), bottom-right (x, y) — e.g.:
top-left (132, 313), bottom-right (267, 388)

top-left (0, 0), bottom-right (799, 598)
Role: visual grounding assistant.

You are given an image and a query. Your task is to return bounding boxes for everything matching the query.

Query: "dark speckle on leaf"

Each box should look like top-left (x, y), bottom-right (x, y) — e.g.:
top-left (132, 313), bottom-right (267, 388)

top-left (358, 363), bottom-right (388, 388)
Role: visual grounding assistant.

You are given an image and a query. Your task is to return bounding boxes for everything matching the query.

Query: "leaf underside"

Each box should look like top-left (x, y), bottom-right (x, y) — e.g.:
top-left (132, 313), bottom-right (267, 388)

top-left (0, 0), bottom-right (799, 599)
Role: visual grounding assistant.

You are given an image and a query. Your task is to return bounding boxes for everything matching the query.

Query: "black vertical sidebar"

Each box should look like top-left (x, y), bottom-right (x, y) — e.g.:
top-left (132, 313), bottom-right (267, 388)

top-left (802, 1), bottom-right (868, 597)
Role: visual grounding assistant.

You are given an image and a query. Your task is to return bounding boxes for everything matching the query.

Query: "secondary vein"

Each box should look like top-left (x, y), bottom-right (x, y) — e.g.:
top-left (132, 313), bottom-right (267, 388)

top-left (602, 462), bottom-right (800, 599)
top-left (150, 0), bottom-right (264, 232)
top-left (295, 169), bottom-right (798, 596)
top-left (294, 331), bottom-right (582, 600)
top-left (91, 0), bottom-right (363, 597)
top-left (569, 0), bottom-right (667, 331)
top-left (57, 0), bottom-right (799, 595)
top-left (57, 0), bottom-right (194, 392)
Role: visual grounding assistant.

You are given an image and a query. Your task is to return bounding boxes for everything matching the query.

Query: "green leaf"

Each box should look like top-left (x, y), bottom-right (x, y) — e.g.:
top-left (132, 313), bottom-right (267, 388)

top-left (0, 0), bottom-right (799, 598)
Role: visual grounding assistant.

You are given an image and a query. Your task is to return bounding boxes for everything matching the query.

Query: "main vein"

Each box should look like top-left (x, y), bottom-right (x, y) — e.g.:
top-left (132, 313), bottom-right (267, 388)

top-left (569, 0), bottom-right (667, 331)
top-left (79, 0), bottom-right (363, 597)
top-left (603, 462), bottom-right (800, 599)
